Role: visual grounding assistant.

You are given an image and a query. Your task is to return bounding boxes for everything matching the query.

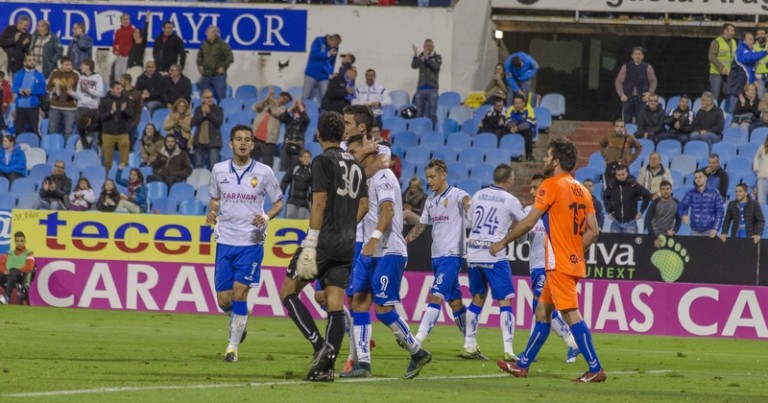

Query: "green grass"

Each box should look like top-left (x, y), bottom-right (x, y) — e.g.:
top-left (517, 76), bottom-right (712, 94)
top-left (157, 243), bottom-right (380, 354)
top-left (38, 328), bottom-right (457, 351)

top-left (1, 306), bottom-right (765, 402)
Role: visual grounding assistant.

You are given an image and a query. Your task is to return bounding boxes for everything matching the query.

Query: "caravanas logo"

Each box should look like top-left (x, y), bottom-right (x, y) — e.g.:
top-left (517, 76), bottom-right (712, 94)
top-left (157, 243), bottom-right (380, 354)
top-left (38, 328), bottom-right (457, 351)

top-left (650, 235), bottom-right (690, 282)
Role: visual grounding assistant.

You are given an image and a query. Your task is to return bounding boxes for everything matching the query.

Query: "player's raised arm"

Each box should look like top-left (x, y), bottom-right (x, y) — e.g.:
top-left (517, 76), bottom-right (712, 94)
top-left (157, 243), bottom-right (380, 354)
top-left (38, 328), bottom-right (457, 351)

top-left (489, 207), bottom-right (544, 256)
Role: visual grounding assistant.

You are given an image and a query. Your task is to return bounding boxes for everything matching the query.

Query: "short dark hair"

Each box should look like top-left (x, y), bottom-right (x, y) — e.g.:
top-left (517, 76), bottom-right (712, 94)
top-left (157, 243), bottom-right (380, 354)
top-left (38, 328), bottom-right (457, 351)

top-left (279, 92), bottom-right (293, 103)
top-left (511, 56), bottom-right (522, 68)
top-left (614, 117), bottom-right (624, 124)
top-left (14, 231), bottom-right (25, 239)
top-left (680, 94), bottom-right (690, 100)
top-left (532, 172), bottom-right (547, 181)
top-left (318, 111), bottom-right (345, 143)
top-left (709, 153), bottom-right (720, 160)
top-left (59, 56), bottom-right (72, 64)
top-left (512, 93), bottom-right (526, 103)
top-left (230, 124), bottom-right (252, 141)
top-left (17, 16), bottom-right (29, 23)
top-left (548, 138), bottom-right (578, 173)
top-left (660, 180), bottom-right (672, 188)
top-left (615, 164), bottom-right (628, 173)
top-left (109, 81), bottom-right (122, 89)
top-left (632, 46), bottom-right (644, 54)
top-left (491, 96), bottom-right (504, 105)
top-left (366, 68), bottom-right (376, 75)
top-left (694, 168), bottom-right (707, 177)
top-left (493, 164), bottom-right (513, 183)
top-left (425, 159), bottom-right (447, 173)
top-left (343, 105), bottom-right (374, 135)
top-left (3, 134), bottom-right (15, 145)
top-left (163, 21), bottom-right (174, 27)
top-left (736, 183), bottom-right (749, 193)
top-left (722, 23), bottom-right (735, 33)
top-left (81, 59), bottom-right (95, 71)
top-left (120, 74), bottom-right (132, 84)
top-left (582, 178), bottom-right (593, 185)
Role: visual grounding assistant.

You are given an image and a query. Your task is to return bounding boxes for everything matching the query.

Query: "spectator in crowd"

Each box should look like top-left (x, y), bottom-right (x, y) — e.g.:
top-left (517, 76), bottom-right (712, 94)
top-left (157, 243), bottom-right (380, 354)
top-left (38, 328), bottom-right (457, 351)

top-left (46, 56), bottom-right (79, 139)
top-left (120, 73), bottom-right (143, 145)
top-left (116, 164), bottom-right (147, 213)
top-left (503, 51), bottom-right (538, 106)
top-left (599, 118), bottom-right (643, 183)
top-left (29, 20), bottom-right (62, 79)
top-left (352, 68), bottom-right (391, 129)
top-left (36, 160), bottom-right (72, 210)
top-left (0, 15), bottom-right (31, 76)
top-left (126, 23), bottom-right (148, 83)
top-left (0, 231), bottom-right (34, 305)
top-left (678, 169), bottom-right (724, 237)
top-left (704, 153), bottom-right (729, 199)
top-left (638, 152), bottom-right (673, 196)
top-left (644, 180), bottom-right (681, 248)
top-left (731, 83), bottom-right (760, 131)
top-left (99, 81), bottom-right (133, 173)
top-left (661, 94), bottom-right (694, 143)
top-left (754, 136), bottom-right (768, 206)
top-left (191, 89), bottom-right (223, 169)
top-left (69, 177), bottom-right (95, 211)
top-left (755, 28), bottom-right (768, 98)
top-left (615, 47), bottom-right (657, 124)
top-left (148, 134), bottom-right (192, 187)
top-left (402, 176), bottom-right (427, 225)
top-left (636, 93), bottom-right (666, 141)
top-left (12, 55), bottom-right (46, 136)
top-left (721, 183), bottom-right (765, 243)
top-left (726, 31), bottom-right (767, 113)
top-left (0, 134), bottom-right (26, 183)
top-left (163, 98), bottom-right (193, 153)
top-left (280, 98), bottom-right (310, 171)
top-left (478, 96), bottom-right (508, 138)
top-left (252, 88), bottom-right (291, 169)
top-left (411, 38), bottom-right (442, 124)
top-left (75, 108), bottom-right (99, 152)
top-left (302, 34), bottom-right (340, 103)
top-left (196, 25), bottom-right (233, 102)
top-left (485, 63), bottom-right (507, 105)
top-left (112, 14), bottom-right (135, 81)
top-left (506, 93), bottom-right (537, 161)
top-left (162, 64), bottom-right (192, 108)
top-left (690, 91), bottom-right (725, 144)
top-left (603, 164), bottom-right (654, 234)
top-left (321, 66), bottom-right (356, 114)
top-left (153, 21), bottom-right (186, 75)
top-left (69, 59), bottom-right (103, 119)
top-left (338, 53), bottom-right (355, 76)
top-left (582, 178), bottom-right (605, 230)
top-left (709, 23), bottom-right (736, 102)
top-left (139, 123), bottom-right (164, 167)
top-left (1, 71), bottom-right (10, 119)
top-left (96, 179), bottom-right (120, 212)
top-left (67, 23), bottom-right (92, 73)
top-left (280, 149), bottom-right (313, 219)
top-left (135, 60), bottom-right (164, 114)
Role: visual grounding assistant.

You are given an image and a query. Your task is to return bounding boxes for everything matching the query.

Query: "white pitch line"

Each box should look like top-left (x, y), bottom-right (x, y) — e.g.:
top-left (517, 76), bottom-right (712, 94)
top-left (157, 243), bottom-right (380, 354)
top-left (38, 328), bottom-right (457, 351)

top-left (2, 370), bottom-right (673, 398)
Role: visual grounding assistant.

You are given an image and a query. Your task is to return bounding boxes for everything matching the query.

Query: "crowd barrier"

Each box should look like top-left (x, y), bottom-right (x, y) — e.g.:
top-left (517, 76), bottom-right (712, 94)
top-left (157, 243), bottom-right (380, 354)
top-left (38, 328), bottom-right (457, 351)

top-left (10, 210), bottom-right (768, 340)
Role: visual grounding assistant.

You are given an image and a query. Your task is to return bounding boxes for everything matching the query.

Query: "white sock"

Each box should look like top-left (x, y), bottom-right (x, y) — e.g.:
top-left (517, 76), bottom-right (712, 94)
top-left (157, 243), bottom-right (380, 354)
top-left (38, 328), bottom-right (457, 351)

top-left (227, 313), bottom-right (248, 351)
top-left (500, 306), bottom-right (515, 355)
top-left (344, 306), bottom-right (358, 361)
top-left (552, 311), bottom-right (578, 349)
top-left (463, 304), bottom-right (482, 351)
top-left (416, 303), bottom-right (441, 343)
top-left (386, 316), bottom-right (420, 355)
top-left (353, 323), bottom-right (372, 364)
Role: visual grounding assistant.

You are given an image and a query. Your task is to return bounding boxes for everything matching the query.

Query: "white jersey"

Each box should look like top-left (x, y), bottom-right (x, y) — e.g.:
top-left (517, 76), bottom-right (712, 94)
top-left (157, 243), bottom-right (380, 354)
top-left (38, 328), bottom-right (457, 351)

top-left (420, 186), bottom-right (469, 258)
top-left (352, 83), bottom-right (392, 117)
top-left (209, 159), bottom-right (283, 246)
top-left (341, 142), bottom-right (391, 244)
top-left (466, 185), bottom-right (526, 263)
top-left (362, 168), bottom-right (407, 257)
top-left (524, 205), bottom-right (546, 271)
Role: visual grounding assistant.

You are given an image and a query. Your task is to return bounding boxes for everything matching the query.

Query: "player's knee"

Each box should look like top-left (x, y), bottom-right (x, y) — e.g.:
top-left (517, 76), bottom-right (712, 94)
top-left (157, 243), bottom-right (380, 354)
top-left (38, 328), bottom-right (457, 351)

top-left (374, 305), bottom-right (393, 318)
top-left (217, 294), bottom-right (232, 311)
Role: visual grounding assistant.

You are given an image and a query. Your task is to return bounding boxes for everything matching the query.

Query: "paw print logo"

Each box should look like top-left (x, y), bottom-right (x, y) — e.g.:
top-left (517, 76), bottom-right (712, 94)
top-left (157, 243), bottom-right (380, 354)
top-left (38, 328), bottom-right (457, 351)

top-left (650, 236), bottom-right (690, 282)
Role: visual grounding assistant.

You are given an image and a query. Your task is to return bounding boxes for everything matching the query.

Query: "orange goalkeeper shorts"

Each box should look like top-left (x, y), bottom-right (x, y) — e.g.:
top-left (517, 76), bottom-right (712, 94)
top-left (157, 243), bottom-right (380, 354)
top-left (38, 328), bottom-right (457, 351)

top-left (539, 269), bottom-right (580, 311)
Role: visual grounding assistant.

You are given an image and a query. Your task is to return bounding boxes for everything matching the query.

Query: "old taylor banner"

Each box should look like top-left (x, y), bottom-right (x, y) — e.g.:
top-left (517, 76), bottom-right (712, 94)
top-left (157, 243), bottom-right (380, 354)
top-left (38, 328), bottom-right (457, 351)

top-left (492, 0), bottom-right (768, 14)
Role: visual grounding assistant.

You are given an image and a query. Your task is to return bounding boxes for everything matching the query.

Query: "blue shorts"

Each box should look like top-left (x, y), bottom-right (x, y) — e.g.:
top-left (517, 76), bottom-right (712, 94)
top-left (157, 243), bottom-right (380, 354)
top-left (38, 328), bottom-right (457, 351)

top-left (350, 254), bottom-right (407, 306)
top-left (530, 268), bottom-right (545, 311)
top-left (430, 256), bottom-right (464, 301)
top-left (214, 244), bottom-right (264, 292)
top-left (346, 241), bottom-right (364, 297)
top-left (468, 260), bottom-right (515, 301)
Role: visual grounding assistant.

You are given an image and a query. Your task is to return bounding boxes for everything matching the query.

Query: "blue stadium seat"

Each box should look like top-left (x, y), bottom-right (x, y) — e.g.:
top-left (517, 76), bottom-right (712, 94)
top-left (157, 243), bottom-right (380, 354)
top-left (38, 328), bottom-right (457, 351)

top-left (381, 105), bottom-right (397, 120)
top-left (226, 111), bottom-right (255, 126)
top-left (128, 152), bottom-right (142, 168)
top-left (391, 131), bottom-right (419, 149)
top-left (446, 132), bottom-right (472, 150)
top-left (65, 135), bottom-right (80, 153)
top-left (472, 133), bottom-right (498, 149)
top-left (23, 148), bottom-right (45, 171)
top-left (259, 86), bottom-right (282, 100)
top-left (665, 95), bottom-right (680, 114)
top-left (438, 91), bottom-right (462, 108)
top-left (196, 185), bottom-right (211, 204)
top-left (637, 138), bottom-right (654, 157)
top-left (436, 118), bottom-right (459, 136)
top-left (219, 98), bottom-right (245, 113)
top-left (169, 182), bottom-right (196, 203)
top-left (692, 97), bottom-right (703, 113)
top-left (670, 155), bottom-right (698, 176)
top-left (147, 181), bottom-right (169, 203)
top-left (460, 118), bottom-right (479, 134)
top-left (625, 123), bottom-right (638, 135)
top-left (40, 119), bottom-right (49, 136)
top-left (16, 192), bottom-right (39, 209)
top-left (683, 140), bottom-right (710, 159)
top-left (302, 99), bottom-right (319, 115)
top-left (41, 134), bottom-right (65, 153)
top-left (10, 178), bottom-right (36, 195)
top-left (234, 85), bottom-right (258, 100)
top-left (447, 162), bottom-right (470, 182)
top-left (408, 117), bottom-right (433, 134)
top-left (459, 148), bottom-right (485, 165)
top-left (152, 108), bottom-right (170, 127)
top-left (469, 163), bottom-right (495, 186)
top-left (431, 147), bottom-right (458, 163)
top-left (750, 127), bottom-right (768, 144)
top-left (725, 156), bottom-right (752, 175)
top-left (456, 179), bottom-right (481, 195)
top-left (418, 132), bottom-right (444, 149)
top-left (484, 148), bottom-right (512, 167)
top-left (151, 197), bottom-right (177, 214)
top-left (540, 93), bottom-right (565, 117)
top-left (29, 164), bottom-right (52, 184)
top-left (722, 127), bottom-right (747, 145)
top-left (389, 90), bottom-right (410, 107)
top-left (400, 160), bottom-right (417, 179)
top-left (499, 134), bottom-right (525, 159)
top-left (0, 177), bottom-right (9, 194)
top-left (186, 168), bottom-right (212, 188)
top-left (668, 170), bottom-right (683, 187)
top-left (712, 142), bottom-right (737, 163)
top-left (286, 86), bottom-right (302, 102)
top-left (587, 152), bottom-right (606, 172)
top-left (81, 164), bottom-right (107, 184)
top-left (534, 107), bottom-right (552, 132)
top-left (404, 147), bottom-right (431, 165)
top-left (575, 167), bottom-right (600, 184)
top-left (383, 117), bottom-right (408, 133)
top-left (0, 194), bottom-right (15, 209)
top-left (16, 133), bottom-right (39, 148)
top-left (656, 139), bottom-right (682, 160)
top-left (73, 150), bottom-right (99, 171)
top-left (178, 199), bottom-right (205, 215)
top-left (47, 149), bottom-right (74, 165)
top-left (448, 105), bottom-right (473, 123)
top-left (737, 143), bottom-right (759, 159)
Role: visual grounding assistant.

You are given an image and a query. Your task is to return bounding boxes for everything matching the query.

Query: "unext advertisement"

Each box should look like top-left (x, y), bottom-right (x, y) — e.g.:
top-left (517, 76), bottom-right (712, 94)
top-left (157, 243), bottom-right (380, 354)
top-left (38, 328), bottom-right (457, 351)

top-left (11, 210), bottom-right (768, 340)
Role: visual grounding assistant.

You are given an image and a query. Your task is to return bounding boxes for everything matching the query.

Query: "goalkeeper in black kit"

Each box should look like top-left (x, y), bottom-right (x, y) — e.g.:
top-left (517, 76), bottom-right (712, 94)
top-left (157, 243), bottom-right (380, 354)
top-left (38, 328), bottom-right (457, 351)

top-left (279, 111), bottom-right (369, 382)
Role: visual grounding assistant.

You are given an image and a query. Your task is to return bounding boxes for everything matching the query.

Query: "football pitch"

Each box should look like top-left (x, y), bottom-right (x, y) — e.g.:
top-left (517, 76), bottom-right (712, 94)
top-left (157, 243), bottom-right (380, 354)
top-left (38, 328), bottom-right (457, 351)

top-left (1, 306), bottom-right (765, 403)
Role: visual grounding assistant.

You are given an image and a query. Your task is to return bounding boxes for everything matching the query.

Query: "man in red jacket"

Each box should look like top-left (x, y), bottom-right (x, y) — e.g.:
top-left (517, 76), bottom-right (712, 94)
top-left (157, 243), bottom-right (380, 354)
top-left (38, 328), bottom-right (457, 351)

top-left (112, 14), bottom-right (135, 81)
top-left (0, 231), bottom-right (35, 305)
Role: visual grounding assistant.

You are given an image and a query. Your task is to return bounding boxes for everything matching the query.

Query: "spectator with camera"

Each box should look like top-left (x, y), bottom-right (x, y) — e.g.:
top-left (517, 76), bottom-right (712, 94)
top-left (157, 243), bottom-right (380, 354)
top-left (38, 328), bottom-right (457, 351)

top-left (280, 98), bottom-right (311, 171)
top-left (191, 89), bottom-right (223, 169)
top-left (661, 94), bottom-right (694, 143)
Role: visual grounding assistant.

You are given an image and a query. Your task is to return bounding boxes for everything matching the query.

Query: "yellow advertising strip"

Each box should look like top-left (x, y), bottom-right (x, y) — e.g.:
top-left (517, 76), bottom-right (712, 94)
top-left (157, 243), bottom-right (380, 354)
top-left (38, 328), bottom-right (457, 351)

top-left (11, 209), bottom-right (308, 266)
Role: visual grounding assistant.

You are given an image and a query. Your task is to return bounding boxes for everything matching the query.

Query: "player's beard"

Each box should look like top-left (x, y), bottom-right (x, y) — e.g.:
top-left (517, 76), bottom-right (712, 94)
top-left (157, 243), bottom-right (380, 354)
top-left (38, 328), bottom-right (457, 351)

top-left (542, 160), bottom-right (555, 176)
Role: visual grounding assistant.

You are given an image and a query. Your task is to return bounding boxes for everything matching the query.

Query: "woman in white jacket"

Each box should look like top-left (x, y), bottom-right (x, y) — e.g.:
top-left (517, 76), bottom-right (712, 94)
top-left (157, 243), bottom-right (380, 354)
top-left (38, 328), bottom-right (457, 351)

top-left (754, 136), bottom-right (768, 206)
top-left (69, 177), bottom-right (96, 211)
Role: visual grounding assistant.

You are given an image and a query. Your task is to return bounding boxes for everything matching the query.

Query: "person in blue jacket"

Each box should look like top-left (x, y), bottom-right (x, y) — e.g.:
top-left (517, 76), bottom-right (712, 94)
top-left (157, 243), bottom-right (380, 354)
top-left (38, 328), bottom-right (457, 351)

top-left (0, 134), bottom-right (26, 184)
top-left (726, 32), bottom-right (767, 113)
top-left (677, 169), bottom-right (724, 237)
top-left (503, 51), bottom-right (538, 106)
top-left (12, 55), bottom-right (47, 136)
top-left (115, 164), bottom-right (148, 213)
top-left (302, 34), bottom-right (341, 103)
